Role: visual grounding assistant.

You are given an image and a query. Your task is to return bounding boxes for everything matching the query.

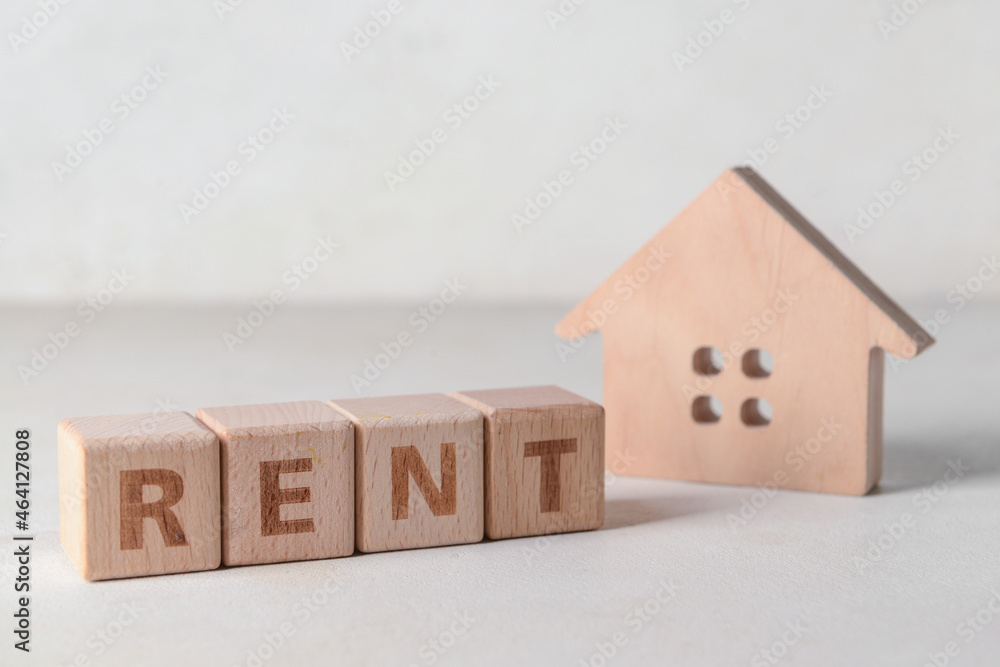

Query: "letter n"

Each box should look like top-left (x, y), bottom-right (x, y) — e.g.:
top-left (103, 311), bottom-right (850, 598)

top-left (392, 443), bottom-right (457, 519)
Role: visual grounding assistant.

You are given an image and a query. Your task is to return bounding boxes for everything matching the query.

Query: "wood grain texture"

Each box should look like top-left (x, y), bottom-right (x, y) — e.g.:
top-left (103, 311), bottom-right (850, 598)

top-left (195, 401), bottom-right (355, 566)
top-left (451, 386), bottom-right (604, 539)
top-left (555, 167), bottom-right (934, 495)
top-left (57, 412), bottom-right (220, 581)
top-left (328, 394), bottom-right (483, 553)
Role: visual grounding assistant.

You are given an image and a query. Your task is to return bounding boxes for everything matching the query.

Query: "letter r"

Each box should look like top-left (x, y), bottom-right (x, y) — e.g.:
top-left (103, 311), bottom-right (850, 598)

top-left (119, 469), bottom-right (188, 550)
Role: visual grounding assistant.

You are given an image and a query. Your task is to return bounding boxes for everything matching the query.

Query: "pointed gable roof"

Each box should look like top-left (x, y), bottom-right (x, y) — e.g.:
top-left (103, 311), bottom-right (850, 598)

top-left (555, 167), bottom-right (934, 359)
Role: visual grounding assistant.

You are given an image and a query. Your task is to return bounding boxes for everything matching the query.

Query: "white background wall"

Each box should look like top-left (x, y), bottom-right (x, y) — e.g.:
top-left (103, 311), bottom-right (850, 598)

top-left (1, 0), bottom-right (997, 306)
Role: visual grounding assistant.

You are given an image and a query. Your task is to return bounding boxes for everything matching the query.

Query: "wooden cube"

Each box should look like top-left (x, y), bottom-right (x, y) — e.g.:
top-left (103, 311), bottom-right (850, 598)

top-left (58, 412), bottom-right (220, 581)
top-left (328, 394), bottom-right (483, 553)
top-left (450, 386), bottom-right (604, 540)
top-left (195, 401), bottom-right (355, 566)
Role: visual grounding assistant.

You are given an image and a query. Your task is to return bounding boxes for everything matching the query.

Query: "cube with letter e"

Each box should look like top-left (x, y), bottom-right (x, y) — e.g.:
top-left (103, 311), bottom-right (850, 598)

top-left (196, 401), bottom-right (355, 566)
top-left (450, 386), bottom-right (605, 539)
top-left (57, 412), bottom-right (220, 581)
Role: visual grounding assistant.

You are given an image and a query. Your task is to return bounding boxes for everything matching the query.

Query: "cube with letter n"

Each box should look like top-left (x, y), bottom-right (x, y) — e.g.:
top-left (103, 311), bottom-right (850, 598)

top-left (57, 412), bottom-right (220, 581)
top-left (451, 386), bottom-right (605, 539)
top-left (328, 394), bottom-right (484, 552)
top-left (196, 401), bottom-right (355, 566)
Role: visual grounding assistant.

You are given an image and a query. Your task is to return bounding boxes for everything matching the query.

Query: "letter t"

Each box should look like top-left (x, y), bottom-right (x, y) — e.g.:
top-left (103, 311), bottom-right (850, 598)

top-left (524, 438), bottom-right (578, 513)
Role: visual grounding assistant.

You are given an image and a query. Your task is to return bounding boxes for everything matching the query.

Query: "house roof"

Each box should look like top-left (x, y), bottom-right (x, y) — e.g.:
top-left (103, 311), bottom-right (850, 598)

top-left (555, 166), bottom-right (934, 359)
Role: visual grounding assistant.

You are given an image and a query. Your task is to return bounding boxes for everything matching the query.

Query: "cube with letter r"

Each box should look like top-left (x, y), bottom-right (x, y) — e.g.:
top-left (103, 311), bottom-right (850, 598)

top-left (58, 412), bottom-right (220, 581)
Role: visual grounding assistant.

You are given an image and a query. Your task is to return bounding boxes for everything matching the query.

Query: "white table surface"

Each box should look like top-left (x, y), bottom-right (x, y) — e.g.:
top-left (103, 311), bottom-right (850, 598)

top-left (1, 301), bottom-right (998, 666)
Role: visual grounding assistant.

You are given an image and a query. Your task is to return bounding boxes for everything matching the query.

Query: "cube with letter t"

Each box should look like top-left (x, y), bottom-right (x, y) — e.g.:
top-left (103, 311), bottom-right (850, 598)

top-left (57, 412), bottom-right (221, 581)
top-left (450, 386), bottom-right (605, 539)
top-left (328, 394), bottom-right (484, 552)
top-left (196, 401), bottom-right (355, 566)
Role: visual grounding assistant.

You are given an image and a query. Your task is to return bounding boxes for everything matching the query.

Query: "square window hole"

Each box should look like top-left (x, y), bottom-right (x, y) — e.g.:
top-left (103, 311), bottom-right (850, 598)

top-left (741, 398), bottom-right (773, 426)
top-left (692, 396), bottom-right (723, 423)
top-left (743, 349), bottom-right (773, 378)
top-left (693, 347), bottom-right (724, 375)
